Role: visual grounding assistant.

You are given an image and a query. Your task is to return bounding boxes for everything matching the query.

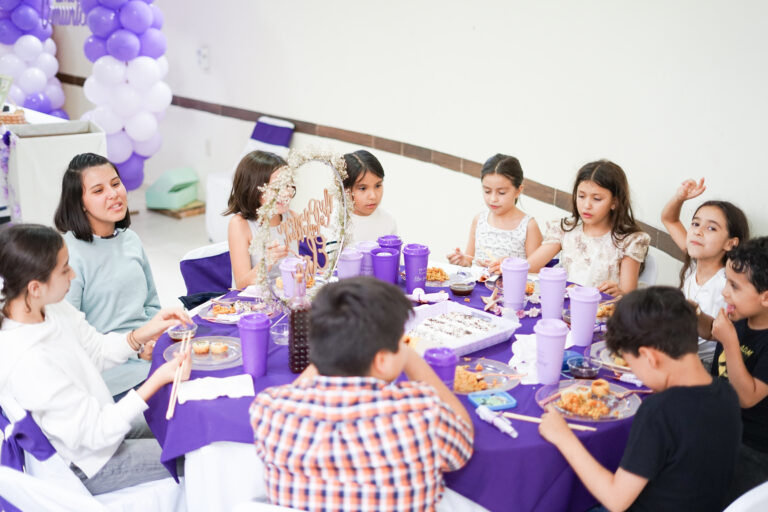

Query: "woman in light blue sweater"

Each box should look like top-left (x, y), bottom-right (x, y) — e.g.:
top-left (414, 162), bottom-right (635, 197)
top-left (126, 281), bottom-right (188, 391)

top-left (54, 153), bottom-right (160, 398)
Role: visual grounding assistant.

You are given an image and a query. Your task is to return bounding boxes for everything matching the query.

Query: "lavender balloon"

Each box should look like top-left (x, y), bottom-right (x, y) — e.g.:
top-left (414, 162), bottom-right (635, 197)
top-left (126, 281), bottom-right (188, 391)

top-left (119, 0), bottom-right (152, 33)
top-left (138, 27), bottom-right (165, 58)
top-left (10, 4), bottom-right (38, 31)
top-left (0, 0), bottom-right (21, 11)
top-left (84, 35), bottom-right (108, 62)
top-left (49, 108), bottom-right (69, 120)
top-left (0, 19), bottom-right (22, 44)
top-left (80, 0), bottom-right (99, 13)
top-left (116, 153), bottom-right (145, 191)
top-left (87, 6), bottom-right (119, 38)
top-left (107, 29), bottom-right (140, 61)
top-left (23, 91), bottom-right (50, 113)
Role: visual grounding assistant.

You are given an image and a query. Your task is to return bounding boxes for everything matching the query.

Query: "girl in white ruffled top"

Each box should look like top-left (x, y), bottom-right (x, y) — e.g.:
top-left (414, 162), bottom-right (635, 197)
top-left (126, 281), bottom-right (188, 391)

top-left (447, 154), bottom-right (542, 273)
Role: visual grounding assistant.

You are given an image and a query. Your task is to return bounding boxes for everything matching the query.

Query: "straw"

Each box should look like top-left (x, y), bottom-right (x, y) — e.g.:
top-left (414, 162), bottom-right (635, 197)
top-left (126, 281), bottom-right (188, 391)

top-left (502, 412), bottom-right (597, 432)
top-left (166, 330), bottom-right (191, 420)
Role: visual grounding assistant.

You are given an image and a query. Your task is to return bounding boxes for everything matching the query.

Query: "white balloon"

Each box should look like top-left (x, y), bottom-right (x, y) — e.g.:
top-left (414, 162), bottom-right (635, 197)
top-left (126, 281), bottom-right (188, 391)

top-left (156, 56), bottom-right (168, 78)
top-left (109, 84), bottom-right (141, 118)
top-left (80, 110), bottom-right (95, 122)
top-left (106, 130), bottom-right (133, 164)
top-left (35, 52), bottom-right (58, 79)
top-left (0, 44), bottom-right (12, 58)
top-left (153, 110), bottom-right (165, 122)
top-left (83, 76), bottom-right (112, 105)
top-left (93, 55), bottom-right (127, 87)
top-left (43, 82), bottom-right (65, 109)
top-left (126, 56), bottom-right (160, 91)
top-left (47, 76), bottom-right (62, 88)
top-left (13, 35), bottom-right (43, 63)
top-left (17, 67), bottom-right (47, 94)
top-left (145, 81), bottom-right (172, 113)
top-left (125, 111), bottom-right (158, 142)
top-left (0, 53), bottom-right (25, 79)
top-left (8, 84), bottom-right (25, 105)
top-left (133, 130), bottom-right (162, 157)
top-left (91, 105), bottom-right (123, 134)
top-left (43, 38), bottom-right (57, 55)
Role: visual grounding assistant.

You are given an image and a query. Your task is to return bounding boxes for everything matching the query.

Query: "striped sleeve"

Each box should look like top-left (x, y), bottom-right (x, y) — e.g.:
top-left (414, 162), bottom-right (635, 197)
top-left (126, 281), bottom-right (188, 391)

top-left (433, 401), bottom-right (474, 472)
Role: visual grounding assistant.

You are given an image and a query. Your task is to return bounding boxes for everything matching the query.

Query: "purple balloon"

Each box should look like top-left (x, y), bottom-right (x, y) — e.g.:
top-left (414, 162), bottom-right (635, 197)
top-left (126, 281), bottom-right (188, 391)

top-left (0, 19), bottom-right (22, 44)
top-left (30, 18), bottom-right (51, 40)
top-left (119, 0), bottom-right (151, 34)
top-left (98, 0), bottom-right (128, 8)
top-left (80, 0), bottom-right (99, 13)
top-left (49, 108), bottom-right (70, 120)
top-left (138, 27), bottom-right (165, 58)
top-left (106, 29), bottom-right (140, 61)
top-left (148, 3), bottom-right (162, 29)
top-left (10, 4), bottom-right (38, 31)
top-left (116, 152), bottom-right (145, 191)
top-left (84, 35), bottom-right (108, 62)
top-left (23, 92), bottom-right (51, 114)
top-left (87, 6), bottom-right (119, 38)
top-left (0, 0), bottom-right (21, 11)
top-left (21, 0), bottom-right (42, 9)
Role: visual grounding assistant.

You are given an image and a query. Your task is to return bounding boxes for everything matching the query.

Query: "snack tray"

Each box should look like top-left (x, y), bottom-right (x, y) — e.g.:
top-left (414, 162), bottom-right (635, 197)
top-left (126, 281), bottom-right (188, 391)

top-left (405, 301), bottom-right (520, 357)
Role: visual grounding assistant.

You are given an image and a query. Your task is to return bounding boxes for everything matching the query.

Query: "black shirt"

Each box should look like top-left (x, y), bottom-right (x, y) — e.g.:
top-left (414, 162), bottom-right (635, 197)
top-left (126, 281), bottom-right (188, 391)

top-left (712, 319), bottom-right (768, 452)
top-left (620, 380), bottom-right (741, 512)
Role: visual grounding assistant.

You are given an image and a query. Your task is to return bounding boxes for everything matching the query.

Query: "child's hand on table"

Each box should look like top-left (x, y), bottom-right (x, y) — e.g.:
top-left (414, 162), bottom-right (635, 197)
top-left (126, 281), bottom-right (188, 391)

top-left (597, 281), bottom-right (621, 298)
top-left (153, 346), bottom-right (191, 386)
top-left (539, 404), bottom-right (576, 446)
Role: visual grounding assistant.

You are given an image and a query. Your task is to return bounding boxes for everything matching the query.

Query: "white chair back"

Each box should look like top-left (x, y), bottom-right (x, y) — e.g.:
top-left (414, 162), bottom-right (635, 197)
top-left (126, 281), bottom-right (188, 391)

top-left (638, 252), bottom-right (658, 287)
top-left (724, 481), bottom-right (768, 512)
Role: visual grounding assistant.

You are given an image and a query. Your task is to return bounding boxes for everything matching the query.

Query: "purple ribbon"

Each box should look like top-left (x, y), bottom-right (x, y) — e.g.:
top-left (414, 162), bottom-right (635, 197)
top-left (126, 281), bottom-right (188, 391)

top-left (250, 122), bottom-right (293, 148)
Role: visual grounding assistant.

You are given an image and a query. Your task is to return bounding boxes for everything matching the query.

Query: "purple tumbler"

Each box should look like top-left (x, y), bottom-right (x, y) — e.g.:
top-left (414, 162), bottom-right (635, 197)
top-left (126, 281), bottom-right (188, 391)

top-left (402, 243), bottom-right (430, 293)
top-left (539, 267), bottom-right (567, 320)
top-left (501, 257), bottom-right (529, 310)
top-left (278, 257), bottom-right (304, 298)
top-left (238, 313), bottom-right (270, 378)
top-left (371, 247), bottom-right (399, 284)
top-left (424, 347), bottom-right (458, 389)
top-left (534, 318), bottom-right (569, 385)
top-left (356, 241), bottom-right (379, 276)
top-left (569, 286), bottom-right (601, 347)
top-left (377, 235), bottom-right (402, 282)
top-left (337, 249), bottom-right (363, 279)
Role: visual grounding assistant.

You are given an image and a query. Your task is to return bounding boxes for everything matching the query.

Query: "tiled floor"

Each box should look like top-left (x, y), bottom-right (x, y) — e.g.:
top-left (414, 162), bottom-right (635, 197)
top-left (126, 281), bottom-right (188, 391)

top-left (127, 189), bottom-right (210, 308)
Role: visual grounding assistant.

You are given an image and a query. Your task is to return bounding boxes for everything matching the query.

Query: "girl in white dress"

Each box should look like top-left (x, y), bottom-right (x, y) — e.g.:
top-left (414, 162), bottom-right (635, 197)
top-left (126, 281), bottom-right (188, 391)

top-left (661, 178), bottom-right (749, 366)
top-left (528, 160), bottom-right (650, 297)
top-left (343, 150), bottom-right (397, 244)
top-left (447, 154), bottom-right (542, 273)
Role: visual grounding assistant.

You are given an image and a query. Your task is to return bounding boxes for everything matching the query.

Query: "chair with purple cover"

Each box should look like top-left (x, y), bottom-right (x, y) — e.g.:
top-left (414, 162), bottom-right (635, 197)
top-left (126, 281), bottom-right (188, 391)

top-left (180, 241), bottom-right (232, 296)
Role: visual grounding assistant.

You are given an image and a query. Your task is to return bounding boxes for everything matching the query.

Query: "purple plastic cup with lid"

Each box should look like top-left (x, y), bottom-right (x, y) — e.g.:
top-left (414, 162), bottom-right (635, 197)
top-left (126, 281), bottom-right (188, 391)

top-left (238, 313), bottom-right (271, 378)
top-left (539, 267), bottom-right (567, 320)
top-left (371, 247), bottom-right (399, 284)
top-left (424, 347), bottom-right (458, 389)
top-left (278, 257), bottom-right (304, 298)
top-left (569, 286), bottom-right (601, 347)
top-left (356, 241), bottom-right (379, 276)
top-left (534, 318), bottom-right (569, 385)
top-left (501, 257), bottom-right (529, 310)
top-left (377, 235), bottom-right (402, 274)
top-left (402, 243), bottom-right (430, 293)
top-left (336, 249), bottom-right (364, 279)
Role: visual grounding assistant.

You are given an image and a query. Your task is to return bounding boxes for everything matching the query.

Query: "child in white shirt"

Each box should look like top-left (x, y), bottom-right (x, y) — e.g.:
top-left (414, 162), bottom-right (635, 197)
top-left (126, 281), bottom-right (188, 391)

top-left (343, 150), bottom-right (397, 244)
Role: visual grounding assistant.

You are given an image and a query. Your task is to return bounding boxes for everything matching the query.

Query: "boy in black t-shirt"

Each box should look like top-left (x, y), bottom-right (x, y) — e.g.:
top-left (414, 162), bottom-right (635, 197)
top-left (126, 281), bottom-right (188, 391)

top-left (540, 287), bottom-right (741, 512)
top-left (711, 236), bottom-right (768, 502)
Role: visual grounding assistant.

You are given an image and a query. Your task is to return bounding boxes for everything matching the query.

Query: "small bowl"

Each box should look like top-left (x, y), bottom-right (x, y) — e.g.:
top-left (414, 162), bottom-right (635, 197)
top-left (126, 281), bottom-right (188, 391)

top-left (567, 356), bottom-right (601, 379)
top-left (168, 323), bottom-right (198, 341)
top-left (561, 349), bottom-right (583, 371)
top-left (449, 281), bottom-right (476, 296)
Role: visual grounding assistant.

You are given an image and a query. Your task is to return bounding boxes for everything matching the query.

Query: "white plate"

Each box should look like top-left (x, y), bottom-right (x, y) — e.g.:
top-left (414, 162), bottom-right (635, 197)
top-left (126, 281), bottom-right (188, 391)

top-left (198, 299), bottom-right (279, 324)
top-left (589, 340), bottom-right (631, 373)
top-left (164, 336), bottom-right (242, 370)
top-left (535, 379), bottom-right (642, 422)
top-left (454, 357), bottom-right (522, 394)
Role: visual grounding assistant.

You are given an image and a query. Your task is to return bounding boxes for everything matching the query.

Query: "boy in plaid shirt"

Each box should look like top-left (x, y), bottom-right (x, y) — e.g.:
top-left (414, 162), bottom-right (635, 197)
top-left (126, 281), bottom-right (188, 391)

top-left (250, 277), bottom-right (476, 512)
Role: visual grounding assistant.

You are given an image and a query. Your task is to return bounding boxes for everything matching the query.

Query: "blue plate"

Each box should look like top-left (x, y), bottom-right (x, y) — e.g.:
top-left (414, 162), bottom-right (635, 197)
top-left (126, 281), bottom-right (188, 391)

top-left (468, 390), bottom-right (518, 411)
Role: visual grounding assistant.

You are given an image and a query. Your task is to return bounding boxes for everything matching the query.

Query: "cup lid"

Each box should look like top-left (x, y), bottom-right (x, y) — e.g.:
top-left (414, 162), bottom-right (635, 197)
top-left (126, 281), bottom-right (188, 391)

top-left (402, 243), bottom-right (430, 256)
top-left (423, 347), bottom-right (458, 364)
top-left (569, 285), bottom-right (601, 302)
top-left (377, 235), bottom-right (402, 246)
top-left (501, 257), bottom-right (529, 271)
top-left (279, 257), bottom-right (304, 271)
top-left (371, 247), bottom-right (398, 257)
top-left (339, 249), bottom-right (363, 260)
top-left (533, 318), bottom-right (569, 336)
top-left (355, 240), bottom-right (379, 251)
top-left (539, 266), bottom-right (567, 280)
top-left (238, 312), bottom-right (270, 329)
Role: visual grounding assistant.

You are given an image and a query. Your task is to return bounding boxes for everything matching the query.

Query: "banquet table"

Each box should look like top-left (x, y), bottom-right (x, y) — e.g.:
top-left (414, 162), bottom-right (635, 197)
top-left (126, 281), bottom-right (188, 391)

top-left (146, 278), bottom-right (636, 512)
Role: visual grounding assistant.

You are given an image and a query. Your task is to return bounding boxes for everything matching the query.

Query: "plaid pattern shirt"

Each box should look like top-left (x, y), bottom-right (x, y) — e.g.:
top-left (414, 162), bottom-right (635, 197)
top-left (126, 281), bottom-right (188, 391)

top-left (250, 375), bottom-right (474, 512)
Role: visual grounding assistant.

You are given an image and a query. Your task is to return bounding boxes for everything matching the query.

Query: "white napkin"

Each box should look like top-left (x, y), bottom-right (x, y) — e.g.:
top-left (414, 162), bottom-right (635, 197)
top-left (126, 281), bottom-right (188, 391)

top-left (508, 333), bottom-right (575, 385)
top-left (238, 285), bottom-right (268, 299)
top-left (406, 288), bottom-right (449, 303)
top-left (177, 374), bottom-right (256, 404)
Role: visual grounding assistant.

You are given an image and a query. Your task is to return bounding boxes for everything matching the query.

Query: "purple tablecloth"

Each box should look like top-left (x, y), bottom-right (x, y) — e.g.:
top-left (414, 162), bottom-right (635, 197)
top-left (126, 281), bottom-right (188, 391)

top-left (146, 281), bottom-right (634, 512)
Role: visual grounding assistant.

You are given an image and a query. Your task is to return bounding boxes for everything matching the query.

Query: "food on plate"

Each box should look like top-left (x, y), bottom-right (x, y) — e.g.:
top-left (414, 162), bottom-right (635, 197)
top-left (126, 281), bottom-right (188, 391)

top-left (454, 364), bottom-right (499, 393)
top-left (526, 281), bottom-right (536, 295)
top-left (192, 341), bottom-right (210, 355)
top-left (590, 378), bottom-right (611, 397)
top-left (276, 275), bottom-right (315, 291)
top-left (210, 341), bottom-right (229, 355)
top-left (557, 388), bottom-right (611, 420)
top-left (596, 303), bottom-right (616, 319)
top-left (208, 300), bottom-right (267, 319)
top-left (426, 267), bottom-right (450, 282)
top-left (407, 312), bottom-right (495, 348)
top-left (212, 303), bottom-right (236, 315)
top-left (611, 352), bottom-right (628, 367)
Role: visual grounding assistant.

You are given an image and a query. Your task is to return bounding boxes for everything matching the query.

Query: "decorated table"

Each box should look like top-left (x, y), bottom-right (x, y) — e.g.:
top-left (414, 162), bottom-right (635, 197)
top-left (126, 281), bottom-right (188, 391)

top-left (145, 276), bottom-right (635, 512)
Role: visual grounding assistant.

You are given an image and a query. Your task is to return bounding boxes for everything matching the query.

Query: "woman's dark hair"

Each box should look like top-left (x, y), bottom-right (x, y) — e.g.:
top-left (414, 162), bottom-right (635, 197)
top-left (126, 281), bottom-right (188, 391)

top-left (54, 152), bottom-right (130, 242)
top-left (223, 150), bottom-right (287, 221)
top-left (342, 150), bottom-right (385, 189)
top-left (309, 277), bottom-right (412, 376)
top-left (0, 224), bottom-right (63, 327)
top-left (563, 160), bottom-right (642, 244)
top-left (481, 153), bottom-right (524, 204)
top-left (727, 236), bottom-right (768, 294)
top-left (605, 286), bottom-right (698, 359)
top-left (678, 200), bottom-right (750, 288)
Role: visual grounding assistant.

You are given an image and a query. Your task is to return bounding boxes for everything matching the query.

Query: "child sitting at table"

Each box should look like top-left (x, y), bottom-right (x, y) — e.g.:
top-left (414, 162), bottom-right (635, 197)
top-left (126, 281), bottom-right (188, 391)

top-left (447, 153), bottom-right (542, 273)
top-left (711, 236), bottom-right (768, 503)
top-left (540, 286), bottom-right (741, 512)
top-left (0, 224), bottom-right (191, 494)
top-left (343, 150), bottom-right (397, 243)
top-left (527, 160), bottom-right (650, 297)
top-left (249, 277), bottom-right (476, 512)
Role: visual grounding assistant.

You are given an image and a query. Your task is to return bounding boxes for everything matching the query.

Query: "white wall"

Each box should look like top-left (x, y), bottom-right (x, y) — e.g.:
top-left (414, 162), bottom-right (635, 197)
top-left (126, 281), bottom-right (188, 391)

top-left (53, 0), bottom-right (768, 286)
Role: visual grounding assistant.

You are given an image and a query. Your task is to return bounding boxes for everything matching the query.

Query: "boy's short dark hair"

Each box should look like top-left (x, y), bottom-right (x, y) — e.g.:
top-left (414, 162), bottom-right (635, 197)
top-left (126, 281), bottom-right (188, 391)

top-left (728, 236), bottom-right (768, 293)
top-left (605, 286), bottom-right (698, 359)
top-left (309, 277), bottom-right (412, 376)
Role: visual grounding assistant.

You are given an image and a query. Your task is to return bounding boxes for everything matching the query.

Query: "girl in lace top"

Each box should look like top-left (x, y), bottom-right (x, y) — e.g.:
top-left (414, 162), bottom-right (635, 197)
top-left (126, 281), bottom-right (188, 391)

top-left (528, 160), bottom-right (650, 297)
top-left (447, 154), bottom-right (542, 273)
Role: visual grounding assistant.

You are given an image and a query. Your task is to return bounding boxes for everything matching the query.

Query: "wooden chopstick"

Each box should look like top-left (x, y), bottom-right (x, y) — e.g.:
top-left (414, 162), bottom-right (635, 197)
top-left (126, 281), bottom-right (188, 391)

top-left (165, 331), bottom-right (191, 420)
top-left (502, 412), bottom-right (597, 432)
